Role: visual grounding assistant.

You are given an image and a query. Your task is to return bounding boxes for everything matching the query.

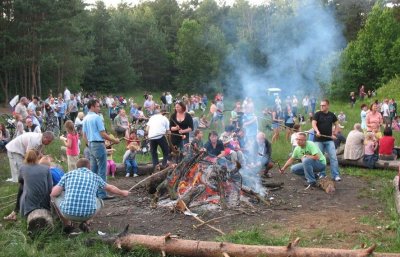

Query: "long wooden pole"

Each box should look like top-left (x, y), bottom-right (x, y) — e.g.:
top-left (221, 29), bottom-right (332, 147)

top-left (113, 233), bottom-right (398, 257)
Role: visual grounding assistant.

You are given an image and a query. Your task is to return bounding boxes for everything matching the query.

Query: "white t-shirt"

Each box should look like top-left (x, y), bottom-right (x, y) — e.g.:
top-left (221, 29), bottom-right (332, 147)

top-left (381, 103), bottom-right (389, 117)
top-left (166, 94), bottom-right (172, 105)
top-left (147, 114), bottom-right (170, 140)
top-left (64, 88), bottom-right (71, 101)
top-left (6, 132), bottom-right (43, 155)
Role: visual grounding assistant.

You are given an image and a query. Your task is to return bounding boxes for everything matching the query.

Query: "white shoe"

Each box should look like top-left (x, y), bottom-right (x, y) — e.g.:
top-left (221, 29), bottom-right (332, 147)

top-left (133, 174), bottom-right (139, 177)
top-left (125, 173), bottom-right (130, 177)
top-left (334, 176), bottom-right (341, 182)
top-left (6, 178), bottom-right (14, 182)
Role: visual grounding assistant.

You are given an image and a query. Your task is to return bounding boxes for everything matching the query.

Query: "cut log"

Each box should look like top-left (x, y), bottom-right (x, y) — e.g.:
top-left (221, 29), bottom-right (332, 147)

top-left (317, 177), bottom-right (335, 194)
top-left (110, 232), bottom-right (398, 257)
top-left (27, 208), bottom-right (53, 234)
top-left (337, 156), bottom-right (400, 171)
top-left (393, 176), bottom-right (400, 216)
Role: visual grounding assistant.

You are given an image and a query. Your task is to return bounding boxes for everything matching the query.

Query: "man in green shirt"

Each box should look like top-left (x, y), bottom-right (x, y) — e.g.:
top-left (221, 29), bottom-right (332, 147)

top-left (279, 132), bottom-right (326, 187)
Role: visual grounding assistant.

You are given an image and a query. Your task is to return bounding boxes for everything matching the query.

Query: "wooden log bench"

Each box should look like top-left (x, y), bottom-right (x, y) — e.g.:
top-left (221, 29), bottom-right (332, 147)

top-left (336, 155), bottom-right (400, 171)
top-left (27, 209), bottom-right (54, 235)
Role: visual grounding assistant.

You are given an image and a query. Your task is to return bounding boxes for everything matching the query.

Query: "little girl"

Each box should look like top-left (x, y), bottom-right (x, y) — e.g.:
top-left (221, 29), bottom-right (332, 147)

top-left (105, 139), bottom-right (117, 178)
top-left (363, 132), bottom-right (378, 169)
top-left (60, 120), bottom-right (79, 171)
top-left (125, 129), bottom-right (140, 147)
top-left (123, 142), bottom-right (140, 177)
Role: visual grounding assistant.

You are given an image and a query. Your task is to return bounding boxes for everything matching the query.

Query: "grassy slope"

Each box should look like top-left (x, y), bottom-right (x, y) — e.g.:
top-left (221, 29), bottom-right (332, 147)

top-left (0, 95), bottom-right (399, 256)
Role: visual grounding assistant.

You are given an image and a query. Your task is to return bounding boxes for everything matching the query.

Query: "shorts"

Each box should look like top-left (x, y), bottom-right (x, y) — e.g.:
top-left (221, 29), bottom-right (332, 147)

top-left (272, 123), bottom-right (280, 129)
top-left (285, 123), bottom-right (294, 129)
top-left (53, 192), bottom-right (104, 222)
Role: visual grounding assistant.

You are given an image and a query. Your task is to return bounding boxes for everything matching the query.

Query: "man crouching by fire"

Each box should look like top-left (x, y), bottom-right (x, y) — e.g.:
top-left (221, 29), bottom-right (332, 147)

top-left (279, 132), bottom-right (326, 188)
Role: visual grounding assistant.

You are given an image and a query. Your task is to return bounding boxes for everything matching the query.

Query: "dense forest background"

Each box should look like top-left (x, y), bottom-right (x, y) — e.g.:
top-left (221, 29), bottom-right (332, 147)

top-left (1, 0), bottom-right (400, 103)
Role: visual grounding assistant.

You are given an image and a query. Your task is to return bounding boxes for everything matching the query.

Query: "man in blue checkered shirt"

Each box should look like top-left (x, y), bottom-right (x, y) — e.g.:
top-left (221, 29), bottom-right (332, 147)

top-left (51, 158), bottom-right (129, 233)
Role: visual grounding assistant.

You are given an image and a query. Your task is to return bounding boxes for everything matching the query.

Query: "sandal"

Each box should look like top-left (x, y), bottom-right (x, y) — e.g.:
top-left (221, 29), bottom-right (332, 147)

top-left (3, 211), bottom-right (17, 221)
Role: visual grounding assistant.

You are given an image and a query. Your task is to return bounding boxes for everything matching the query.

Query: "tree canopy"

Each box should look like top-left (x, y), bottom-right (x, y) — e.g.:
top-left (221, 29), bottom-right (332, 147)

top-left (2, 0), bottom-right (397, 103)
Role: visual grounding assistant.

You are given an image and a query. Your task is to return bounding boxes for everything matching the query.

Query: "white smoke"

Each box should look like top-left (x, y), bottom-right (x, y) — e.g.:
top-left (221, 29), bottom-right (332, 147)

top-left (225, 0), bottom-right (345, 102)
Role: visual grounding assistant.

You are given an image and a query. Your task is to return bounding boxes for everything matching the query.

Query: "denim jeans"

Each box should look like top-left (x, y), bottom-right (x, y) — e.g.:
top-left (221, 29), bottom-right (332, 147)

top-left (315, 140), bottom-right (340, 179)
top-left (89, 142), bottom-right (107, 199)
top-left (125, 159), bottom-right (138, 175)
top-left (291, 157), bottom-right (326, 184)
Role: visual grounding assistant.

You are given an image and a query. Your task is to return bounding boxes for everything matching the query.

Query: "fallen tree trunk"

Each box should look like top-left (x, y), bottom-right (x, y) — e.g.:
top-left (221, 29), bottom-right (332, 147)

top-left (336, 156), bottom-right (399, 171)
top-left (116, 163), bottom-right (154, 175)
top-left (393, 176), bottom-right (400, 216)
top-left (110, 230), bottom-right (398, 257)
top-left (27, 208), bottom-right (53, 234)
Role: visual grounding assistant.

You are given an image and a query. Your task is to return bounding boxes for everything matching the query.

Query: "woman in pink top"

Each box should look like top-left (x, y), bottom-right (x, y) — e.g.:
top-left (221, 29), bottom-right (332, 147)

top-left (61, 120), bottom-right (79, 171)
top-left (365, 103), bottom-right (383, 132)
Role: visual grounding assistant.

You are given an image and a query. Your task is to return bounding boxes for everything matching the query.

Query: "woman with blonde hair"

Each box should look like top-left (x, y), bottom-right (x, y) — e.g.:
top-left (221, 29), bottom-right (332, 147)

top-left (4, 150), bottom-right (52, 221)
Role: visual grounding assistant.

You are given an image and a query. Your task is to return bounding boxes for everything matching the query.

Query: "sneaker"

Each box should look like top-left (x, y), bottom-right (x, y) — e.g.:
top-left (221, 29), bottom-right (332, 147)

top-left (125, 173), bottom-right (130, 177)
top-left (318, 174), bottom-right (326, 179)
top-left (133, 173), bottom-right (139, 177)
top-left (6, 178), bottom-right (14, 182)
top-left (334, 176), bottom-right (342, 182)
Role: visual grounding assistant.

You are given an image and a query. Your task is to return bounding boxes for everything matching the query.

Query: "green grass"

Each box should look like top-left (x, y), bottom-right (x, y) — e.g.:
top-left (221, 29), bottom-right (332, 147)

top-left (1, 94), bottom-right (400, 255)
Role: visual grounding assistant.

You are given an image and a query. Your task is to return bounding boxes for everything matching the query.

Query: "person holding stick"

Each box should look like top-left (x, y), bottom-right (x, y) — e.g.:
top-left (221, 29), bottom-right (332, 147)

top-left (82, 99), bottom-right (119, 200)
top-left (279, 132), bottom-right (326, 187)
top-left (146, 107), bottom-right (170, 171)
top-left (312, 99), bottom-right (341, 182)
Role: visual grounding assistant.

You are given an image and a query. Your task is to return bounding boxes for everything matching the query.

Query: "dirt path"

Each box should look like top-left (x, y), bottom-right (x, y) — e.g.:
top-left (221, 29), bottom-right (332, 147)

top-left (91, 171), bottom-right (388, 249)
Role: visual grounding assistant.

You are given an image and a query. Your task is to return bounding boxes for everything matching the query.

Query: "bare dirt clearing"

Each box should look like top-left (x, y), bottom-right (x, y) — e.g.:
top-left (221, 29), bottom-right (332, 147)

top-left (92, 170), bottom-right (390, 249)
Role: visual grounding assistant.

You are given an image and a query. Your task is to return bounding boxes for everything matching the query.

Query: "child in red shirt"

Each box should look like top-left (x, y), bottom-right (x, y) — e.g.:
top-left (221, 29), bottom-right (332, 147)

top-left (379, 127), bottom-right (396, 160)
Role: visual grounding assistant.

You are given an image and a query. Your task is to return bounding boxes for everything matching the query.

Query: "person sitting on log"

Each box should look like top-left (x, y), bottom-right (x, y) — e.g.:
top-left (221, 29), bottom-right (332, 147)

top-left (50, 158), bottom-right (129, 233)
top-left (279, 132), bottom-right (326, 188)
top-left (344, 123), bottom-right (364, 161)
top-left (363, 132), bottom-right (378, 169)
top-left (4, 150), bottom-right (53, 222)
top-left (204, 131), bottom-right (230, 166)
top-left (379, 126), bottom-right (397, 161)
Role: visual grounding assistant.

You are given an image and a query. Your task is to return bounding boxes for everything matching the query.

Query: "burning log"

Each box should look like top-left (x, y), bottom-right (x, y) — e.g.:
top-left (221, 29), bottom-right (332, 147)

top-left (241, 185), bottom-right (270, 206)
top-left (128, 167), bottom-right (171, 193)
top-left (96, 225), bottom-right (398, 257)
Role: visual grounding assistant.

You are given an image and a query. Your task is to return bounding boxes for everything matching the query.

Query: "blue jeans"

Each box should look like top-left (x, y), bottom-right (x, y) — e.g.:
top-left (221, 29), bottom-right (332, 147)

top-left (125, 159), bottom-right (138, 175)
top-left (291, 158), bottom-right (326, 184)
top-left (315, 141), bottom-right (340, 179)
top-left (89, 142), bottom-right (107, 199)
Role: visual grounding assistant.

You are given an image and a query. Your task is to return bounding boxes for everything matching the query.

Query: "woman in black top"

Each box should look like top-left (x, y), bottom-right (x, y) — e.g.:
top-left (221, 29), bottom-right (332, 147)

top-left (170, 101), bottom-right (193, 150)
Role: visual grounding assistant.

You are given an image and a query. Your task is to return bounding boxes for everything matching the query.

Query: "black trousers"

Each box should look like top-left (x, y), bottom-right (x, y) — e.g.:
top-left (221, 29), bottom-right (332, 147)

top-left (150, 137), bottom-right (169, 168)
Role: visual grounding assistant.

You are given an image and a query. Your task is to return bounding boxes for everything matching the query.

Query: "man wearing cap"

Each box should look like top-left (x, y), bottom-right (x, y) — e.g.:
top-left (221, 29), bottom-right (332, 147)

top-left (82, 99), bottom-right (119, 200)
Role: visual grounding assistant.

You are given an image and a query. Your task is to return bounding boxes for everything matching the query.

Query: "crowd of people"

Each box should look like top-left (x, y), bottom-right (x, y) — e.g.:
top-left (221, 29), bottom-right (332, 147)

top-left (1, 86), bottom-right (399, 233)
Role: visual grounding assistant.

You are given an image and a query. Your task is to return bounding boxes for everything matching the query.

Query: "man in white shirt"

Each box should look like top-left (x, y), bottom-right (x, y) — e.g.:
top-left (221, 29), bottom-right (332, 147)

top-left (165, 92), bottom-right (173, 112)
top-left (6, 132), bottom-right (54, 182)
top-left (64, 87), bottom-right (71, 101)
top-left (146, 108), bottom-right (170, 170)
